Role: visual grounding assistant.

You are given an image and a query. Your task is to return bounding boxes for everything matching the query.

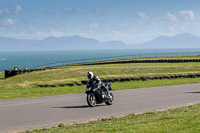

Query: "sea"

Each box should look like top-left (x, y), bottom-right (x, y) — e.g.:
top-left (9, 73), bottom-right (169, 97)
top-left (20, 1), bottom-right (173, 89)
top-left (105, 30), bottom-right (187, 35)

top-left (0, 49), bottom-right (200, 72)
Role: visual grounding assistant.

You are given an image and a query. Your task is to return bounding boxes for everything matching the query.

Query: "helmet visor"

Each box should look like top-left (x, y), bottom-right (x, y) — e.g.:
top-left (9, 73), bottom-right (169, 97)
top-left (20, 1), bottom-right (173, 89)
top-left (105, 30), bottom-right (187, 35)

top-left (87, 74), bottom-right (92, 79)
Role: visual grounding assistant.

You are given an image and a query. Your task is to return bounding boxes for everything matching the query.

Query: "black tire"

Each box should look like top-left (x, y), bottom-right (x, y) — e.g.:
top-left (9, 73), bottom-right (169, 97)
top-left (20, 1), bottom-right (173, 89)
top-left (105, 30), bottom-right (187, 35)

top-left (87, 93), bottom-right (97, 107)
top-left (105, 93), bottom-right (114, 105)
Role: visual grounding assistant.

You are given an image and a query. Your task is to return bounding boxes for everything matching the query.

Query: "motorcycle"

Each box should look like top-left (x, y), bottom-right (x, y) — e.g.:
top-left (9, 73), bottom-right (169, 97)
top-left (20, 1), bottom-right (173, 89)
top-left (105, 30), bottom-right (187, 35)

top-left (85, 80), bottom-right (114, 107)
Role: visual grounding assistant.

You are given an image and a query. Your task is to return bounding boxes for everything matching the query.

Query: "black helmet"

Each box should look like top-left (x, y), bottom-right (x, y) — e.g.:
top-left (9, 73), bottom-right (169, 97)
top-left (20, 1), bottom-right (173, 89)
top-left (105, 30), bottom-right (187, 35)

top-left (87, 71), bottom-right (94, 79)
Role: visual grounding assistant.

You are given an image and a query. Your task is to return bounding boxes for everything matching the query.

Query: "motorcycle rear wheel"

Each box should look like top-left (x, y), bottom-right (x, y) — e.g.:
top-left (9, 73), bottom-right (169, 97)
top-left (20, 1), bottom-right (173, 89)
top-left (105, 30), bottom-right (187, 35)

top-left (87, 93), bottom-right (97, 107)
top-left (105, 93), bottom-right (114, 105)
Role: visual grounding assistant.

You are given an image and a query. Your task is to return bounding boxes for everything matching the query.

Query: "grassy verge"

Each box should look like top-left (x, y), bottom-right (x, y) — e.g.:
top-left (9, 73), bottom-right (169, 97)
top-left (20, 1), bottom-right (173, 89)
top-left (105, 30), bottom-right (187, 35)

top-left (55, 56), bottom-right (200, 67)
top-left (0, 72), bottom-right (4, 79)
top-left (1, 57), bottom-right (200, 100)
top-left (25, 104), bottom-right (200, 133)
top-left (137, 55), bottom-right (200, 60)
top-left (1, 62), bottom-right (200, 89)
top-left (1, 78), bottom-right (200, 100)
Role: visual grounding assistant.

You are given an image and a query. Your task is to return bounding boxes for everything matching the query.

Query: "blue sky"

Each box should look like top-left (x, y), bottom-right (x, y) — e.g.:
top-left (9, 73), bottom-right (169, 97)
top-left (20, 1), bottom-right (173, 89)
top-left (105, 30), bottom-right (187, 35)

top-left (0, 0), bottom-right (200, 44)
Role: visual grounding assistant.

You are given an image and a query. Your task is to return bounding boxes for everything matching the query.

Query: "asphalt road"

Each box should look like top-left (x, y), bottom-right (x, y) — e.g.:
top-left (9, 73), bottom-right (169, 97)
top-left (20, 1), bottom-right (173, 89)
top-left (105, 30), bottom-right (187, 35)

top-left (1, 84), bottom-right (200, 132)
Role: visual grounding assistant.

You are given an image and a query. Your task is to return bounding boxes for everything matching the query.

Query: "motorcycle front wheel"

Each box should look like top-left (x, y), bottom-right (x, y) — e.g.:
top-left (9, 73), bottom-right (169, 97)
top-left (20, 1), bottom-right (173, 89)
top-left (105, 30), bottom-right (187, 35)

top-left (105, 93), bottom-right (114, 105)
top-left (87, 93), bottom-right (97, 107)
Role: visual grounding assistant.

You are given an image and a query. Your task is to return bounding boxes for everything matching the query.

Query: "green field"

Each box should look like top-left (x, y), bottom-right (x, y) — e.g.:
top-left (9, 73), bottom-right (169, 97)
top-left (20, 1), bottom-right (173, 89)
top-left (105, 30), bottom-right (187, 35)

top-left (25, 104), bottom-right (200, 133)
top-left (1, 56), bottom-right (200, 100)
top-left (1, 56), bottom-right (200, 132)
top-left (137, 55), bottom-right (200, 60)
top-left (2, 62), bottom-right (200, 88)
top-left (1, 78), bottom-right (200, 100)
top-left (54, 55), bottom-right (200, 67)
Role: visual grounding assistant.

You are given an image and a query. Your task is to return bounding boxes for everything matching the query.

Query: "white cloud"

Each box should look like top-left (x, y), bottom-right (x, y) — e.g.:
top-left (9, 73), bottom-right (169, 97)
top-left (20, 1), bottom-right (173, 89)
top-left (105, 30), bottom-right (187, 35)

top-left (197, 15), bottom-right (200, 21)
top-left (136, 12), bottom-right (148, 19)
top-left (167, 12), bottom-right (177, 22)
top-left (179, 10), bottom-right (195, 20)
top-left (104, 25), bottom-right (110, 31)
top-left (15, 5), bottom-right (22, 15)
top-left (86, 23), bottom-right (99, 29)
top-left (6, 5), bottom-right (22, 15)
top-left (92, 8), bottom-right (107, 16)
top-left (36, 31), bottom-right (74, 39)
top-left (61, 6), bottom-right (74, 13)
top-left (112, 30), bottom-right (123, 36)
top-left (1, 18), bottom-right (15, 26)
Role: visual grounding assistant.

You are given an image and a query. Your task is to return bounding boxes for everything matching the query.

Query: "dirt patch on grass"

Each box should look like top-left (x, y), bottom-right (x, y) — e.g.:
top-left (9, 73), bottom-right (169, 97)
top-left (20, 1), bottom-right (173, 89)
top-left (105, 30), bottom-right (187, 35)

top-left (33, 78), bottom-right (79, 85)
top-left (53, 78), bottom-right (78, 82)
top-left (17, 82), bottom-right (31, 88)
top-left (73, 69), bottom-right (88, 75)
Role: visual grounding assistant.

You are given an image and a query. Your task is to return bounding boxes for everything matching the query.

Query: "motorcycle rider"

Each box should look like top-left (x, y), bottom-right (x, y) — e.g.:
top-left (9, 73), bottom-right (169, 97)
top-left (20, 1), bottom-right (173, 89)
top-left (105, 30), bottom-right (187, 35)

top-left (87, 71), bottom-right (110, 98)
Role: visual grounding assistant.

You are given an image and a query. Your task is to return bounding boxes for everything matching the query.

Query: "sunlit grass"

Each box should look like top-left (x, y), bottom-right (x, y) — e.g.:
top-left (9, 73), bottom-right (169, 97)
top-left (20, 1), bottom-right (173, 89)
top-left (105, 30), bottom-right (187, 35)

top-left (0, 72), bottom-right (4, 79)
top-left (1, 62), bottom-right (200, 89)
top-left (26, 104), bottom-right (200, 133)
top-left (1, 56), bottom-right (200, 100)
top-left (1, 78), bottom-right (200, 100)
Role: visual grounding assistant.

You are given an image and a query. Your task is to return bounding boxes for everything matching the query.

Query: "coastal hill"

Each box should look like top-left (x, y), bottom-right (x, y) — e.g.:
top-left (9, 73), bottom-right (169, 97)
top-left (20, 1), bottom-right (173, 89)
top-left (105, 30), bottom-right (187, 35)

top-left (131, 33), bottom-right (200, 49)
top-left (0, 33), bottom-right (200, 51)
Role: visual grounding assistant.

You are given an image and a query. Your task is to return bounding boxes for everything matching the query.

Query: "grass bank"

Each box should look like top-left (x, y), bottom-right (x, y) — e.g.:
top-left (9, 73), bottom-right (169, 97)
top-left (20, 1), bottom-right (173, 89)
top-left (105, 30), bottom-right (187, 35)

top-left (55, 55), bottom-right (200, 67)
top-left (1, 56), bottom-right (200, 100)
top-left (1, 78), bottom-right (200, 100)
top-left (25, 104), bottom-right (200, 133)
top-left (138, 55), bottom-right (200, 60)
top-left (0, 72), bottom-right (4, 79)
top-left (1, 62), bottom-right (200, 88)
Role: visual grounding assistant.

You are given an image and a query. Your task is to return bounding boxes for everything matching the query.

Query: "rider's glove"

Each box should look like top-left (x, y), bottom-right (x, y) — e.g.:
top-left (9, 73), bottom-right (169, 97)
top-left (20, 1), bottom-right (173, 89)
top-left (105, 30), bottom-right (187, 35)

top-left (93, 86), bottom-right (101, 92)
top-left (93, 88), bottom-right (98, 92)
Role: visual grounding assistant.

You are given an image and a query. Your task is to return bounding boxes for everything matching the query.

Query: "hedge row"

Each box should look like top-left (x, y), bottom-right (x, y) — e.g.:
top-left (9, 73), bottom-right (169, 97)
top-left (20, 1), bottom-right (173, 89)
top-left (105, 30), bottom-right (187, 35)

top-left (5, 69), bottom-right (46, 78)
top-left (37, 73), bottom-right (200, 87)
top-left (38, 82), bottom-right (83, 87)
top-left (81, 59), bottom-right (200, 66)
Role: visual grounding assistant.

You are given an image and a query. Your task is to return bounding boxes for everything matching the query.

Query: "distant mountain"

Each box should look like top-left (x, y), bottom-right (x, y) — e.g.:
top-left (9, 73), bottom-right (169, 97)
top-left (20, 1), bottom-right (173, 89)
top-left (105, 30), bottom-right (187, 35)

top-left (0, 37), bottom-right (39, 51)
top-left (0, 35), bottom-right (127, 51)
top-left (0, 33), bottom-right (200, 51)
top-left (131, 33), bottom-right (200, 49)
